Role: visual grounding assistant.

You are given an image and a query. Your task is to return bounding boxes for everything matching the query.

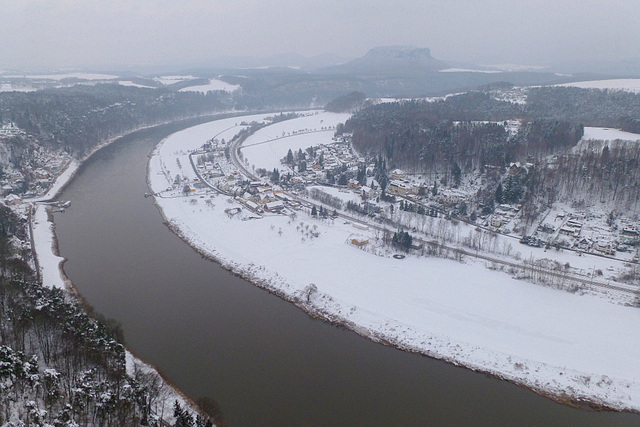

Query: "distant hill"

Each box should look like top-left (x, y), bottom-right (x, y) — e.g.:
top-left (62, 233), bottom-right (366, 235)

top-left (319, 46), bottom-right (450, 76)
top-left (191, 52), bottom-right (349, 72)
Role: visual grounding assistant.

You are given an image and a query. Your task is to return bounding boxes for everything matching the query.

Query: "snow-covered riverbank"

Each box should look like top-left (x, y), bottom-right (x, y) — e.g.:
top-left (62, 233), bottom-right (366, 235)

top-left (148, 111), bottom-right (640, 413)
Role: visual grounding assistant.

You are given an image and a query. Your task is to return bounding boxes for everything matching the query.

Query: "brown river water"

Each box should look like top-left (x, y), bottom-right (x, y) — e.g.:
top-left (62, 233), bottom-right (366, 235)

top-left (52, 118), bottom-right (640, 426)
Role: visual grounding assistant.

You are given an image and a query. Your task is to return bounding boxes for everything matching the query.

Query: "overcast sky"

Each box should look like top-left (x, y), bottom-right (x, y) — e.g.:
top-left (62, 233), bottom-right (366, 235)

top-left (2, 0), bottom-right (640, 70)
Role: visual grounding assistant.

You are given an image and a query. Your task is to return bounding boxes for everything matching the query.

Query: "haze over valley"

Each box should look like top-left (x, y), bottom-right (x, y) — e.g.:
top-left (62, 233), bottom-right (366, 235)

top-left (2, 1), bottom-right (640, 426)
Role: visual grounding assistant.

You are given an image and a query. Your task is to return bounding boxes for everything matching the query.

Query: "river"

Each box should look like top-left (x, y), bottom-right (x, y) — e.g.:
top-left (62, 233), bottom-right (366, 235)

top-left (52, 118), bottom-right (640, 426)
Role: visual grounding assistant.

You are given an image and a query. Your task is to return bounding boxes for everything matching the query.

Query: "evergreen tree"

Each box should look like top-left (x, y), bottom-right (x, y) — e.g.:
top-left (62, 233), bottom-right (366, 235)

top-left (392, 230), bottom-right (413, 251)
top-left (452, 161), bottom-right (462, 187)
top-left (173, 401), bottom-right (194, 427)
top-left (495, 182), bottom-right (504, 204)
top-left (357, 164), bottom-right (367, 185)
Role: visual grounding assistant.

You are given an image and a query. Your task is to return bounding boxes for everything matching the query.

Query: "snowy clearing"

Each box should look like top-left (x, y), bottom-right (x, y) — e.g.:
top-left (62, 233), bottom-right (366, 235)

top-left (0, 83), bottom-right (38, 92)
top-left (485, 64), bottom-right (548, 72)
top-left (148, 112), bottom-right (640, 412)
top-left (582, 127), bottom-right (640, 142)
top-left (572, 127), bottom-right (640, 153)
top-left (31, 205), bottom-right (66, 290)
top-left (118, 80), bottom-right (155, 89)
top-left (555, 79), bottom-right (640, 93)
top-left (179, 79), bottom-right (240, 93)
top-left (8, 73), bottom-right (119, 81)
top-left (439, 68), bottom-right (502, 73)
top-left (241, 111), bottom-right (350, 171)
top-left (154, 75), bottom-right (196, 86)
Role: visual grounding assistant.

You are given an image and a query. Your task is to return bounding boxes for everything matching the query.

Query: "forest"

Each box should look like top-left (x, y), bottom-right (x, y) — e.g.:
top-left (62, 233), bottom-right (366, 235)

top-left (343, 86), bottom-right (640, 217)
top-left (0, 84), bottom-right (234, 157)
top-left (344, 91), bottom-right (583, 172)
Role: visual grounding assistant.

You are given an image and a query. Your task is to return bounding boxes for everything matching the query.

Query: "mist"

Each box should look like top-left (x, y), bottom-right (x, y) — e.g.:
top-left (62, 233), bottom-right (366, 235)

top-left (1, 0), bottom-right (640, 71)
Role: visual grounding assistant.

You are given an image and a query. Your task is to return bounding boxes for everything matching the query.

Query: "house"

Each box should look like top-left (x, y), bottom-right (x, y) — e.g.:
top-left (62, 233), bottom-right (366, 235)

top-left (264, 200), bottom-right (285, 212)
top-left (575, 237), bottom-right (593, 250)
top-left (559, 226), bottom-right (580, 237)
top-left (566, 219), bottom-right (583, 229)
top-left (361, 186), bottom-right (374, 199)
top-left (490, 218), bottom-right (503, 228)
top-left (594, 241), bottom-right (615, 256)
top-left (244, 200), bottom-right (261, 213)
top-left (537, 223), bottom-right (555, 233)
top-left (389, 180), bottom-right (411, 195)
top-left (350, 238), bottom-right (370, 247)
top-left (390, 169), bottom-right (406, 181)
top-left (348, 179), bottom-right (361, 189)
top-left (3, 194), bottom-right (21, 205)
top-left (507, 162), bottom-right (527, 176)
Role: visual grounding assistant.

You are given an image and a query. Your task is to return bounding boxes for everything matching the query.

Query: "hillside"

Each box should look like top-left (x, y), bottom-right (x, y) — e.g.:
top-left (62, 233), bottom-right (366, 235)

top-left (344, 85), bottom-right (640, 223)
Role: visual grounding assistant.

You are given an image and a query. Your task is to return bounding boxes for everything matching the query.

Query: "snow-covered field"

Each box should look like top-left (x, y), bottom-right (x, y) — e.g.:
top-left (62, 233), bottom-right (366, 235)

top-left (241, 111), bottom-right (350, 170)
top-left (556, 79), bottom-right (640, 93)
top-left (439, 68), bottom-right (502, 73)
top-left (582, 127), bottom-right (640, 143)
top-left (179, 79), bottom-right (240, 93)
top-left (31, 205), bottom-right (66, 290)
top-left (148, 112), bottom-right (640, 412)
top-left (118, 80), bottom-right (155, 89)
top-left (573, 127), bottom-right (640, 153)
top-left (5, 72), bottom-right (119, 81)
top-left (154, 75), bottom-right (196, 86)
top-left (0, 83), bottom-right (38, 92)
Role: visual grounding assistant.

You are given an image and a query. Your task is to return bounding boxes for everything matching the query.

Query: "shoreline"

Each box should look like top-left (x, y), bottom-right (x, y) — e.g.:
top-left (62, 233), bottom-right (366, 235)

top-left (152, 200), bottom-right (626, 414)
top-left (29, 111), bottom-right (640, 422)
top-left (146, 113), bottom-right (640, 416)
top-left (28, 114), bottom-right (244, 422)
top-left (30, 112), bottom-right (243, 203)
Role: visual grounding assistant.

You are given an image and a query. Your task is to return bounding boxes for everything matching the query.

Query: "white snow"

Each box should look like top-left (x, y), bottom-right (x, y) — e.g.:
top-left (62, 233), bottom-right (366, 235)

top-left (8, 73), bottom-right (119, 81)
top-left (147, 112), bottom-right (640, 412)
top-left (125, 351), bottom-right (196, 422)
top-left (29, 159), bottom-right (80, 202)
top-left (555, 79), bottom-right (640, 93)
top-left (0, 83), bottom-right (38, 92)
top-left (118, 80), bottom-right (155, 89)
top-left (241, 111), bottom-right (350, 171)
top-left (572, 127), bottom-right (640, 153)
top-left (179, 79), bottom-right (240, 93)
top-left (483, 64), bottom-right (548, 72)
top-left (439, 68), bottom-right (502, 73)
top-left (31, 204), bottom-right (66, 289)
top-left (582, 127), bottom-right (640, 143)
top-left (154, 75), bottom-right (196, 86)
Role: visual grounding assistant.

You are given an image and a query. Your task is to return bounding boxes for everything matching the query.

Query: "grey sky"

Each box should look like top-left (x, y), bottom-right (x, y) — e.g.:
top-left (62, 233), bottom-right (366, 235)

top-left (1, 0), bottom-right (639, 70)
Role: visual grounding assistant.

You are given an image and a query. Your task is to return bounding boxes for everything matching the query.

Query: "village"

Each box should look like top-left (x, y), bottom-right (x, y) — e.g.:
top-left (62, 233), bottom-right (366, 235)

top-left (157, 116), bottom-right (640, 280)
top-left (0, 111), bottom-right (638, 286)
